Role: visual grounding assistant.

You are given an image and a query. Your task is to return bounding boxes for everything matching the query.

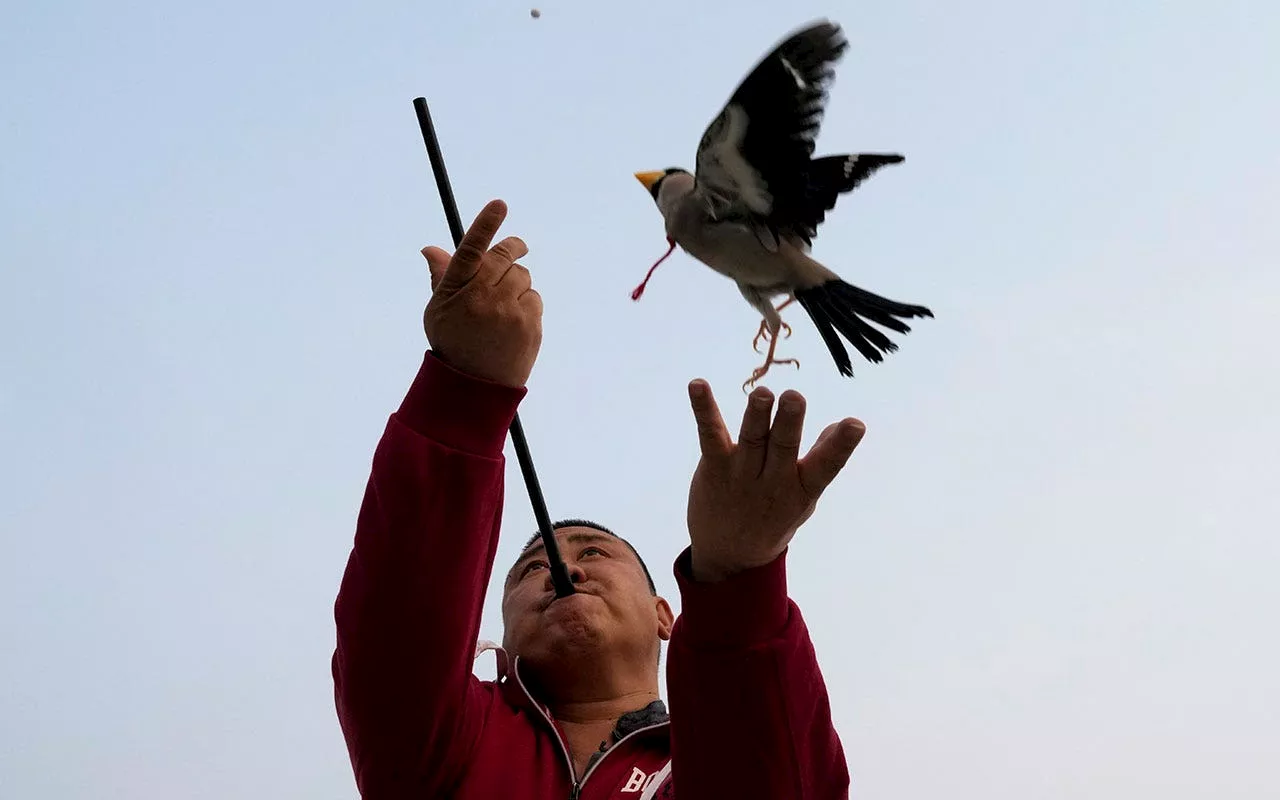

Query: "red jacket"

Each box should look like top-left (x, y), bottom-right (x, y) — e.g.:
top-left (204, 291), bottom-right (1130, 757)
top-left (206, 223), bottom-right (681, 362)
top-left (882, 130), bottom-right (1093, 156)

top-left (332, 352), bottom-right (850, 799)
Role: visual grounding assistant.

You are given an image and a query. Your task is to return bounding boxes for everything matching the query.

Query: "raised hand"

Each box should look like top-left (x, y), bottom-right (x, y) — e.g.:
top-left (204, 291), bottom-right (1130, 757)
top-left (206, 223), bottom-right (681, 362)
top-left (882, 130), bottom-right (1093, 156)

top-left (421, 199), bottom-right (543, 388)
top-left (684, 380), bottom-right (867, 582)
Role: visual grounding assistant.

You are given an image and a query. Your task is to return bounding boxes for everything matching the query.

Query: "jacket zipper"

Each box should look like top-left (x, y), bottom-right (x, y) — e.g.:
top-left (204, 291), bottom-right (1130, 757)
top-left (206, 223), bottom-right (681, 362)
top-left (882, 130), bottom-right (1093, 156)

top-left (511, 656), bottom-right (670, 800)
top-left (568, 721), bottom-right (669, 800)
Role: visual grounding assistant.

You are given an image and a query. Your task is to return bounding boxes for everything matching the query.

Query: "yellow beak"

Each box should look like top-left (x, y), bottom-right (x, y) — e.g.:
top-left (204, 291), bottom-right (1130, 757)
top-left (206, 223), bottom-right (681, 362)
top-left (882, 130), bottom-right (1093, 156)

top-left (634, 170), bottom-right (666, 192)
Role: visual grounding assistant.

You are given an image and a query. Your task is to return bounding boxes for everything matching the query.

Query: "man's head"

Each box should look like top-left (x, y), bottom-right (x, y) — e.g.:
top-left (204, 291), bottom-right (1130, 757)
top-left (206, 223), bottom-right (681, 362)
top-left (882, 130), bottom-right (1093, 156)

top-left (500, 520), bottom-right (674, 689)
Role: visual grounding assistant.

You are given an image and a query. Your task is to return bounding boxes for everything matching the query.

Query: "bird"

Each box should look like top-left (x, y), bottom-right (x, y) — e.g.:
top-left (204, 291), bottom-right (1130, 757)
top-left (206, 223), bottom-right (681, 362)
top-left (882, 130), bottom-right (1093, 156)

top-left (631, 19), bottom-right (933, 390)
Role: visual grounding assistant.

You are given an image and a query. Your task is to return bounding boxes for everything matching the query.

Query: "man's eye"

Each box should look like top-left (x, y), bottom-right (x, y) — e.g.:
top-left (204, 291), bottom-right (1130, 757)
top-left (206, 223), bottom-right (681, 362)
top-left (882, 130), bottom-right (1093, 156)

top-left (581, 547), bottom-right (605, 558)
top-left (522, 560), bottom-right (548, 576)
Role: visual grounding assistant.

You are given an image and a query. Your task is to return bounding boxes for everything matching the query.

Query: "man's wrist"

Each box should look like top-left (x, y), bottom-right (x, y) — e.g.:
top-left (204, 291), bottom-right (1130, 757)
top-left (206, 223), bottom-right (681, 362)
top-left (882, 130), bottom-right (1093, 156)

top-left (688, 550), bottom-right (731, 583)
top-left (689, 547), bottom-right (782, 583)
top-left (394, 350), bottom-right (527, 456)
top-left (428, 346), bottom-right (528, 390)
top-left (673, 546), bottom-right (791, 647)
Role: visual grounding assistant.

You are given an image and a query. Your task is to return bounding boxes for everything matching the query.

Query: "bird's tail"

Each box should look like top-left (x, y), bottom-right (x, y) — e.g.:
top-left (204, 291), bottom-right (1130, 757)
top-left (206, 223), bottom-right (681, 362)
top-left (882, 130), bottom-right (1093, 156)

top-left (793, 278), bottom-right (933, 377)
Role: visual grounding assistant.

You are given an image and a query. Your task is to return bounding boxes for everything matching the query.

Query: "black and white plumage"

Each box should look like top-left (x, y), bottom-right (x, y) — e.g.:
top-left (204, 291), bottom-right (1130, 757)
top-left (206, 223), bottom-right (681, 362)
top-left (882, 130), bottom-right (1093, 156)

top-left (632, 19), bottom-right (933, 388)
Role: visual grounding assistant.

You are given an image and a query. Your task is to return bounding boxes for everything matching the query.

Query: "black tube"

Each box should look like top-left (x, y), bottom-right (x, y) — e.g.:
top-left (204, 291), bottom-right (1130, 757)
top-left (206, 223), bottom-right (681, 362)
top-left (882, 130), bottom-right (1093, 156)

top-left (412, 97), bottom-right (576, 599)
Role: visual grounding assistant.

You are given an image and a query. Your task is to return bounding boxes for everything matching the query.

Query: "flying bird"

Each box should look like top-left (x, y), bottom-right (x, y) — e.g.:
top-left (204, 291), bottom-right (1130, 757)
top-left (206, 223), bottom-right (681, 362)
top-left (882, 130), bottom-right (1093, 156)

top-left (632, 19), bottom-right (933, 389)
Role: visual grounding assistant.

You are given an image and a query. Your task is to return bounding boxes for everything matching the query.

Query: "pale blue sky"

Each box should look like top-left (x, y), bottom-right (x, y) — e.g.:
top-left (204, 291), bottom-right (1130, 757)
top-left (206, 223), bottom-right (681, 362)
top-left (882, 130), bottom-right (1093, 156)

top-left (3, 0), bottom-right (1278, 797)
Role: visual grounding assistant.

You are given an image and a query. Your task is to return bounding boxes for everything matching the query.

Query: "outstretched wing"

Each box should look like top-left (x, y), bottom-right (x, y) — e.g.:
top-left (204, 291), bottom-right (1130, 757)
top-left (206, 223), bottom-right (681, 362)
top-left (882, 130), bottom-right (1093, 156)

top-left (691, 20), bottom-right (849, 246)
top-left (785, 152), bottom-right (905, 245)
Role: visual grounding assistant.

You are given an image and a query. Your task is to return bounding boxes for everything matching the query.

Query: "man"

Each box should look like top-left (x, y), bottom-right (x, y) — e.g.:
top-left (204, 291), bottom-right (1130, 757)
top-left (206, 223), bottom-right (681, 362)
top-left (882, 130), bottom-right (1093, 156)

top-left (332, 199), bottom-right (868, 799)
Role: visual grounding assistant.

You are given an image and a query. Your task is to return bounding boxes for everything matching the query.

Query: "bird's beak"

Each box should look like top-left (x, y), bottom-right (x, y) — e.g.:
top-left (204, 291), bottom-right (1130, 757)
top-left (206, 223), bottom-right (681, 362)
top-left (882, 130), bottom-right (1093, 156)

top-left (634, 170), bottom-right (665, 192)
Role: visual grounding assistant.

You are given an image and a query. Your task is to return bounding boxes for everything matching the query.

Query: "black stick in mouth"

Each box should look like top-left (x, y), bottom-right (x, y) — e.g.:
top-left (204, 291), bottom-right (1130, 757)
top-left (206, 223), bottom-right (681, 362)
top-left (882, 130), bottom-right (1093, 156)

top-left (411, 97), bottom-right (576, 599)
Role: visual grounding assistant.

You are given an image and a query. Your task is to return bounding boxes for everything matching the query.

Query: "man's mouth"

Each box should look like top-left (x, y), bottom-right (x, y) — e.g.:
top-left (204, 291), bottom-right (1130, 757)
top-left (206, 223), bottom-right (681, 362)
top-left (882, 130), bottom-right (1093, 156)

top-left (540, 589), bottom-right (591, 611)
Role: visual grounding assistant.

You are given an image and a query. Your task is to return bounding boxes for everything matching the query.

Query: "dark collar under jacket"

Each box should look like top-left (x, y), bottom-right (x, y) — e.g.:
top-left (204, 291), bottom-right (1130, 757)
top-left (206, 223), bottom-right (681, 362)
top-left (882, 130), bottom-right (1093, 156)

top-left (585, 699), bottom-right (669, 773)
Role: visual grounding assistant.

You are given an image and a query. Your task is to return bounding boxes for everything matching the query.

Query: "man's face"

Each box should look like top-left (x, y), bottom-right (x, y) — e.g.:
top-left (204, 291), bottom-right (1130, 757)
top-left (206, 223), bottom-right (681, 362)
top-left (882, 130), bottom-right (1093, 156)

top-left (501, 527), bottom-right (673, 668)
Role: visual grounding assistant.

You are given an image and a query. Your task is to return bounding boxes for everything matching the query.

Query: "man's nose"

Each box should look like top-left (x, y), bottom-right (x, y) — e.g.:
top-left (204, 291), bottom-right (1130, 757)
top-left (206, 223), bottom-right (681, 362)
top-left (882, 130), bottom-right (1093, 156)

top-left (543, 561), bottom-right (587, 592)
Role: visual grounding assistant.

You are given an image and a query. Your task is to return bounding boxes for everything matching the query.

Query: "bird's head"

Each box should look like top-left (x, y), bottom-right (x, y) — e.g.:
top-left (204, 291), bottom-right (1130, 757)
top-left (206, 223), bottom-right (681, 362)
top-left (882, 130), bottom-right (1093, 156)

top-left (634, 167), bottom-right (692, 205)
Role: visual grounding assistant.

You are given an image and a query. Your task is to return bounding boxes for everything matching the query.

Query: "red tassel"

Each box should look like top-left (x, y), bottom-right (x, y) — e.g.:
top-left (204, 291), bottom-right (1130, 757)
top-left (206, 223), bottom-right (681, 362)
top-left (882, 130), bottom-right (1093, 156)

top-left (631, 237), bottom-right (676, 301)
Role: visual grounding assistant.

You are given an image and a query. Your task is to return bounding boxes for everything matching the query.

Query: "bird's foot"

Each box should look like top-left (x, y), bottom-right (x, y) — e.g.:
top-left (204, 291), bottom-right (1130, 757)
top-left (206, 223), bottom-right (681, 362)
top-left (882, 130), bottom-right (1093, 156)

top-left (742, 354), bottom-right (801, 392)
top-left (752, 319), bottom-right (793, 353)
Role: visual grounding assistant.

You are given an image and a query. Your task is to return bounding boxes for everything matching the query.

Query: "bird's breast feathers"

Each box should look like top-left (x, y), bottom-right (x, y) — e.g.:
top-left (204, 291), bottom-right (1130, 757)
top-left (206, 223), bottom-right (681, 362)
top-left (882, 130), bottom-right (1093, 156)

top-left (673, 215), bottom-right (811, 290)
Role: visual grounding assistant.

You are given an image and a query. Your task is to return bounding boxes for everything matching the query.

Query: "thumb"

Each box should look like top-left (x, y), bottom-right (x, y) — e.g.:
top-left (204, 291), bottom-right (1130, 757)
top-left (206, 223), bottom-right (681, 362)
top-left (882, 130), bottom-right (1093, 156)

top-left (422, 246), bottom-right (451, 292)
top-left (797, 418), bottom-right (866, 500)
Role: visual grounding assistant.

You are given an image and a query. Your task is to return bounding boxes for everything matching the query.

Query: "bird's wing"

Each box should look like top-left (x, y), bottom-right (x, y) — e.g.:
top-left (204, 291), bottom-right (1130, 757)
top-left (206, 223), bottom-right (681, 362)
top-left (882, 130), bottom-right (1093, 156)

top-left (691, 20), bottom-right (849, 247)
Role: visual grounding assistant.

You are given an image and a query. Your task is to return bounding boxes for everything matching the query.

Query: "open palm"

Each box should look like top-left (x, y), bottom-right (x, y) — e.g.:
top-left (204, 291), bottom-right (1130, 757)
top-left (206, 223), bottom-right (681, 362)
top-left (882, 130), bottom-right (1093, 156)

top-left (684, 380), bottom-right (867, 582)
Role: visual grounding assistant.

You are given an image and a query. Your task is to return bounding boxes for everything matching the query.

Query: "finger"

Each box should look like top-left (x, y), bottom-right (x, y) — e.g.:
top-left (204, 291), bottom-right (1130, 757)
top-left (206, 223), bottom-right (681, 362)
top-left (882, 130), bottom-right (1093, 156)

top-left (688, 379), bottom-right (732, 461)
top-left (499, 262), bottom-right (532, 293)
top-left (522, 287), bottom-right (544, 318)
top-left (488, 236), bottom-right (529, 285)
top-left (421, 246), bottom-right (451, 291)
top-left (797, 418), bottom-right (866, 500)
top-left (807, 421), bottom-right (840, 453)
top-left (438, 199), bottom-right (507, 291)
top-left (736, 386), bottom-right (775, 478)
top-left (763, 389), bottom-right (806, 478)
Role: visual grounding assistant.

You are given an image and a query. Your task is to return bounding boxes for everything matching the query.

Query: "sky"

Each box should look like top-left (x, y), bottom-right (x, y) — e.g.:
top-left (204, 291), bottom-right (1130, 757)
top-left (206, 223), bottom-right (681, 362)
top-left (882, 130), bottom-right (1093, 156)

top-left (2, 0), bottom-right (1278, 797)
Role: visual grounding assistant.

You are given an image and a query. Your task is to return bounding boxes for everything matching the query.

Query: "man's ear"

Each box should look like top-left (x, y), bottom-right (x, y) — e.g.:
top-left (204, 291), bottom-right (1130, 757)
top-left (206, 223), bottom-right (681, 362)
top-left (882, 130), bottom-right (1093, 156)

top-left (655, 596), bottom-right (675, 641)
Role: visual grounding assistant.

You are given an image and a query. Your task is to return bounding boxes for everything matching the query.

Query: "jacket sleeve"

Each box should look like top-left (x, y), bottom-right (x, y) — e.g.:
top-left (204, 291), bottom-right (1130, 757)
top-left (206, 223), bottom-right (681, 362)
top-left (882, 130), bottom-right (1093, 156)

top-left (331, 351), bottom-right (526, 799)
top-left (664, 546), bottom-right (851, 799)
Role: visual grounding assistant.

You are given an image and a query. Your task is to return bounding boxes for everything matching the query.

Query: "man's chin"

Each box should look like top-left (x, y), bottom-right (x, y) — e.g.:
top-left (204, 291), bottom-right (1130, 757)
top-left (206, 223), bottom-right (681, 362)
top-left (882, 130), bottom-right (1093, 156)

top-left (537, 599), bottom-right (609, 648)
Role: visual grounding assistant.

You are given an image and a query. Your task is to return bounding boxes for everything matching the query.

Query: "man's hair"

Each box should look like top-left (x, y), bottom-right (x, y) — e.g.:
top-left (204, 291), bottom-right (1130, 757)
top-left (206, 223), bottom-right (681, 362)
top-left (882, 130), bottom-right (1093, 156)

top-left (520, 518), bottom-right (657, 595)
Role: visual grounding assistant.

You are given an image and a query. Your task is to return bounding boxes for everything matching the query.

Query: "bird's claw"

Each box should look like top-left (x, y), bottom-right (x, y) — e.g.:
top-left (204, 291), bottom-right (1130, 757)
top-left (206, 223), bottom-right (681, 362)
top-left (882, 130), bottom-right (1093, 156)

top-left (752, 320), bottom-right (793, 353)
top-left (741, 356), bottom-right (800, 392)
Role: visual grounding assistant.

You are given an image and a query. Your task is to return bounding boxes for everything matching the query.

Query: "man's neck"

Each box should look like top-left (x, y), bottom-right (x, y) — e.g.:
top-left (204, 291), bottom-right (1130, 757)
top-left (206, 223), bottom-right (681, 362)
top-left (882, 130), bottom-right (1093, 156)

top-left (517, 652), bottom-right (665, 777)
top-left (549, 689), bottom-right (661, 726)
top-left (521, 651), bottom-right (657, 717)
top-left (549, 691), bottom-right (663, 778)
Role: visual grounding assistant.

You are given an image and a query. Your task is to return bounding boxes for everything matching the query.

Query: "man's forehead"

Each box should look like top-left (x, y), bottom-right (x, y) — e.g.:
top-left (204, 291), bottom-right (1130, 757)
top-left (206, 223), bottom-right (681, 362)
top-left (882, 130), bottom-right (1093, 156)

top-left (516, 527), bottom-right (617, 562)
